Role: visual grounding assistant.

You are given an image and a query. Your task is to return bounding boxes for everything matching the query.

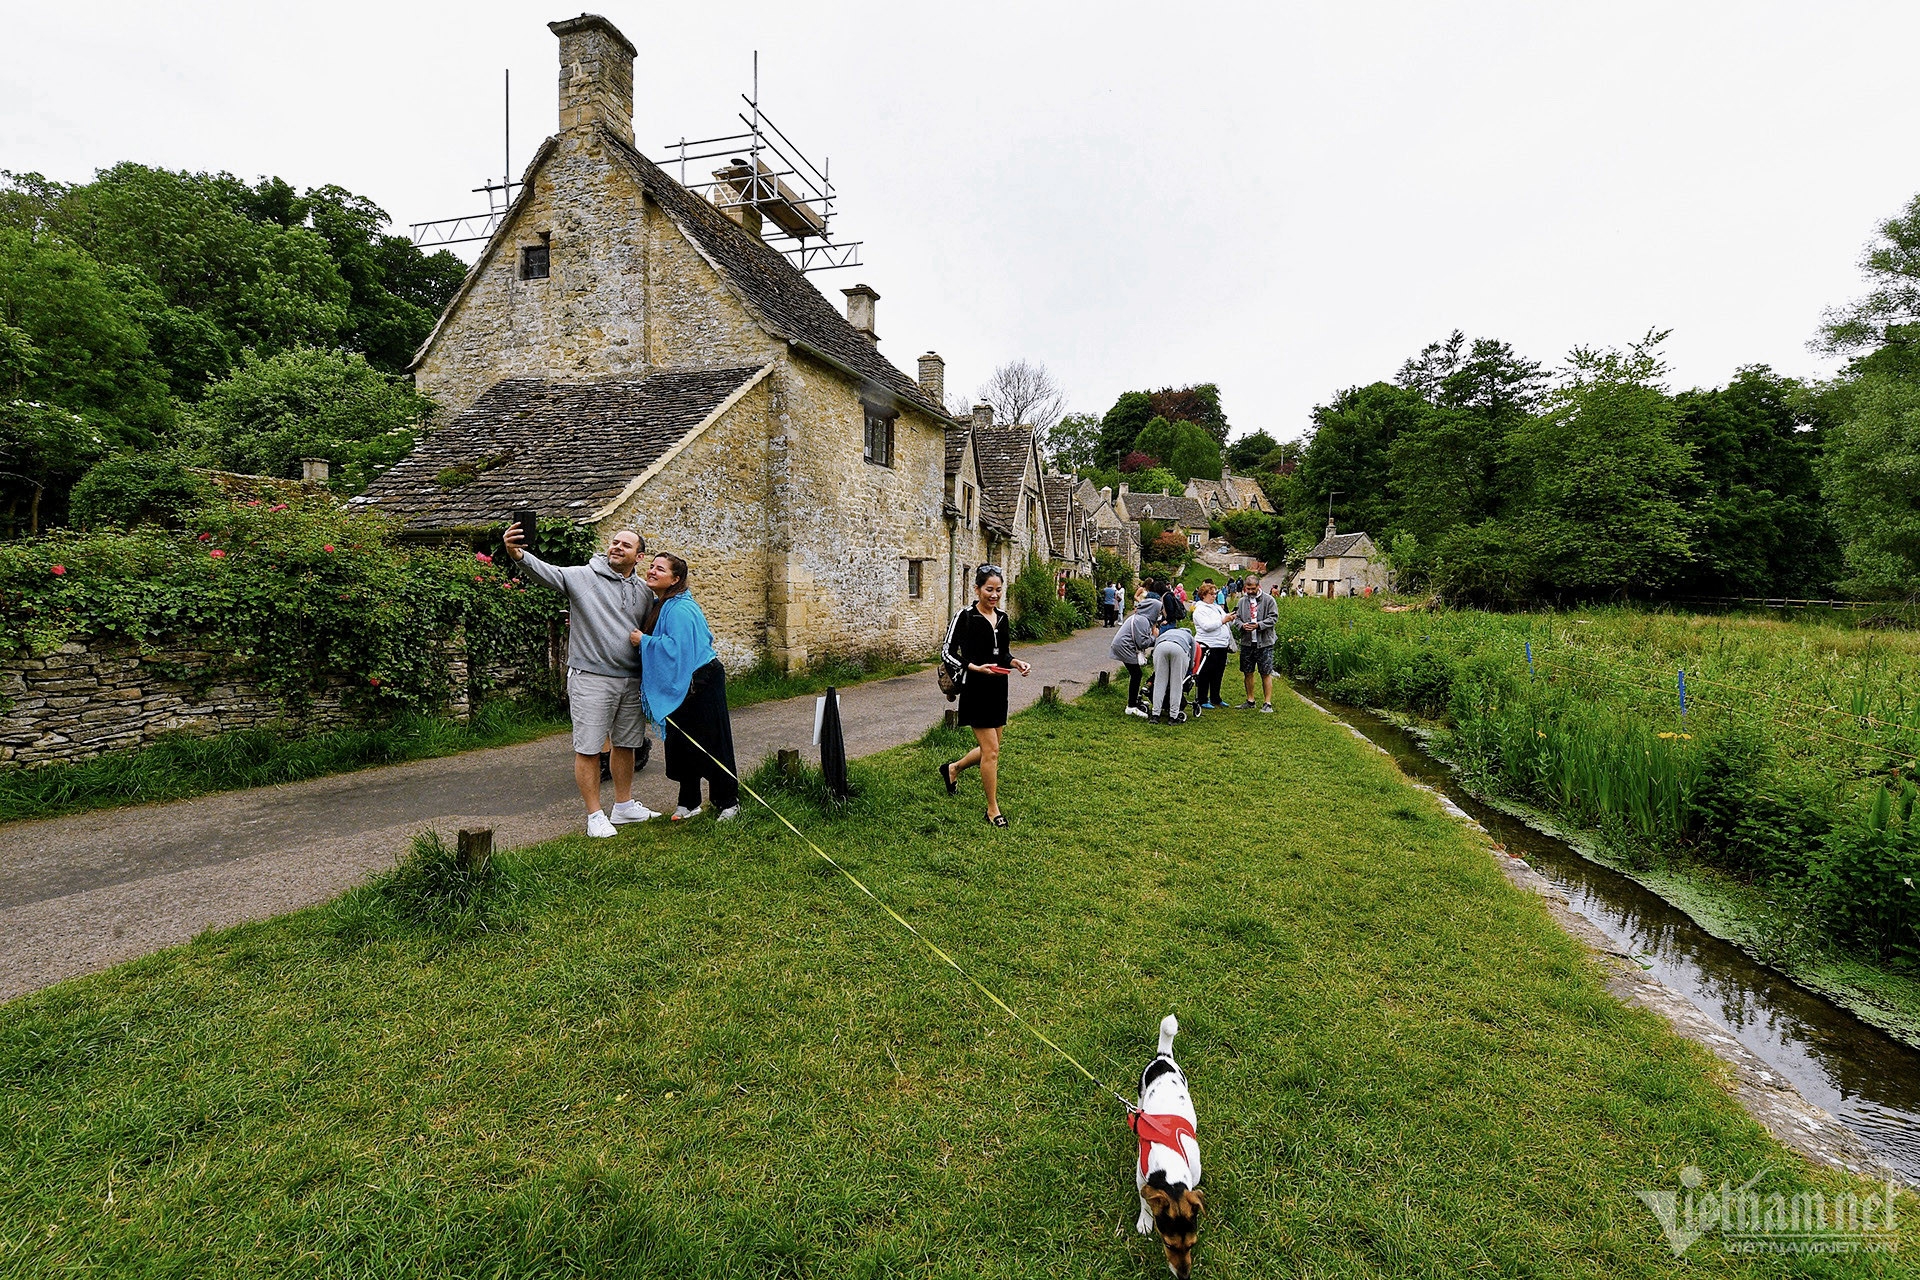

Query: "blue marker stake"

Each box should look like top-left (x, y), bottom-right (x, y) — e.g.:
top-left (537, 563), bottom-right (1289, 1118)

top-left (1678, 668), bottom-right (1687, 718)
top-left (1526, 640), bottom-right (1534, 675)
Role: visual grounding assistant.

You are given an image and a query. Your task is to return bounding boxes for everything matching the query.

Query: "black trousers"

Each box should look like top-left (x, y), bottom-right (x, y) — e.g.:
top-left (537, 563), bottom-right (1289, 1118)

top-left (1197, 646), bottom-right (1230, 707)
top-left (1123, 662), bottom-right (1145, 706)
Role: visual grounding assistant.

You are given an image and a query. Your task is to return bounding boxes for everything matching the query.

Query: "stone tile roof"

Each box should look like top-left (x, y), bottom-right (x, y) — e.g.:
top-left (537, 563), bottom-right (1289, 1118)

top-left (1073, 477), bottom-right (1105, 511)
top-left (1041, 474), bottom-right (1078, 556)
top-left (1304, 530), bottom-right (1373, 559)
top-left (1227, 475), bottom-right (1273, 512)
top-left (944, 426), bottom-right (970, 477)
top-left (600, 130), bottom-right (948, 421)
top-left (1186, 478), bottom-right (1229, 510)
top-left (973, 425), bottom-right (1036, 533)
top-left (356, 366), bottom-right (766, 529)
top-left (1129, 493), bottom-right (1210, 529)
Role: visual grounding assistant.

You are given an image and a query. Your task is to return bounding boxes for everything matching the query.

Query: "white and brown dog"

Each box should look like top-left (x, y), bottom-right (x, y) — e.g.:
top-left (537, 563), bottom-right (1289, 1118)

top-left (1132, 1013), bottom-right (1204, 1277)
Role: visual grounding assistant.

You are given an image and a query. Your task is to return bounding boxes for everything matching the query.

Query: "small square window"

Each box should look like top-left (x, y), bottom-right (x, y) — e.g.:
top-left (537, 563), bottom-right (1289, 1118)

top-left (907, 560), bottom-right (923, 599)
top-left (520, 244), bottom-right (550, 280)
top-left (862, 406), bottom-right (895, 467)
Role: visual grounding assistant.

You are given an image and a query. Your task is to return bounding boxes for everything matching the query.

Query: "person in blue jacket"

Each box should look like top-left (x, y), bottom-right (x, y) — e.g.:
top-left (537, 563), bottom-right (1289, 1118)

top-left (628, 553), bottom-right (740, 821)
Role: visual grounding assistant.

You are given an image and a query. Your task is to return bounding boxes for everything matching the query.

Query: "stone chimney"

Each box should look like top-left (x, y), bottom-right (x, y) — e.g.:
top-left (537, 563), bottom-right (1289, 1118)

top-left (550, 14), bottom-right (637, 146)
top-left (842, 284), bottom-right (879, 342)
top-left (917, 352), bottom-right (945, 405)
top-left (1100, 485), bottom-right (1112, 505)
top-left (1118, 481), bottom-right (1129, 498)
top-left (300, 457), bottom-right (330, 483)
top-left (972, 403), bottom-right (994, 431)
top-left (1222, 463), bottom-right (1232, 482)
top-left (1326, 515), bottom-right (1338, 537)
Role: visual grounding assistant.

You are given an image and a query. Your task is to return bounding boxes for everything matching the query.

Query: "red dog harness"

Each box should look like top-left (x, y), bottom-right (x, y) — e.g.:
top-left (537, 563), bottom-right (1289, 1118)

top-left (1129, 1109), bottom-right (1199, 1176)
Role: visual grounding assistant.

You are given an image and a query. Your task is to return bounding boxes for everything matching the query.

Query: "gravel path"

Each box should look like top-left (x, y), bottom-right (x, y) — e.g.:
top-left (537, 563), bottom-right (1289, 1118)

top-left (0, 626), bottom-right (1121, 1001)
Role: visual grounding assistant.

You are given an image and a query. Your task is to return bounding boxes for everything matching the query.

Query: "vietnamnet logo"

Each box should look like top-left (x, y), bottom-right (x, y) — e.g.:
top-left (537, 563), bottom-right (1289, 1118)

top-left (1636, 1165), bottom-right (1903, 1256)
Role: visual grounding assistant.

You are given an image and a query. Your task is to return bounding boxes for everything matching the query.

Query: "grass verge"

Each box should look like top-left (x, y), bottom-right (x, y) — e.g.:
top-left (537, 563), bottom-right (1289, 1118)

top-left (0, 683), bottom-right (1907, 1276)
top-left (725, 652), bottom-right (928, 711)
top-left (0, 697), bottom-right (568, 825)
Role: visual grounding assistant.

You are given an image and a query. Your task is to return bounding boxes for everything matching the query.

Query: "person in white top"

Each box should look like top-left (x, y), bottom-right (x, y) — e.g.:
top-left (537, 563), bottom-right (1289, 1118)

top-left (1189, 581), bottom-right (1234, 712)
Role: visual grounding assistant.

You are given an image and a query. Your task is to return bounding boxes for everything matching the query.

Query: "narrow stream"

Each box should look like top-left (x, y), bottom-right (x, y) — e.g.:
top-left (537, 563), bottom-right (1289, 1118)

top-left (1304, 687), bottom-right (1920, 1182)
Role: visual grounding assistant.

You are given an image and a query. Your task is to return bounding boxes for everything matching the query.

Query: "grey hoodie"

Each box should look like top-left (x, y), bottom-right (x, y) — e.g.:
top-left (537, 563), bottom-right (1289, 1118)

top-left (518, 550), bottom-right (654, 678)
top-left (1234, 590), bottom-right (1278, 647)
top-left (1110, 597), bottom-right (1164, 666)
top-left (1154, 624), bottom-right (1196, 668)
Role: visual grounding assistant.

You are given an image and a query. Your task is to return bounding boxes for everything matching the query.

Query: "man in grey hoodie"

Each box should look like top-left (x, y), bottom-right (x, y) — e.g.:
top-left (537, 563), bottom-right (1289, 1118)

top-left (1233, 578), bottom-right (1280, 712)
top-left (1109, 591), bottom-right (1163, 718)
top-left (505, 522), bottom-right (659, 836)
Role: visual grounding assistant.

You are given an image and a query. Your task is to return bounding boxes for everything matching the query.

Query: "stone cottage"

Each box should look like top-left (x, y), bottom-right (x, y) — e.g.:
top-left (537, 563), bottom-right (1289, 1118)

top-left (1115, 489), bottom-right (1211, 552)
top-left (360, 14), bottom-right (954, 670)
top-left (1186, 468), bottom-right (1275, 515)
top-left (970, 412), bottom-right (1056, 582)
top-left (1292, 519), bottom-right (1390, 597)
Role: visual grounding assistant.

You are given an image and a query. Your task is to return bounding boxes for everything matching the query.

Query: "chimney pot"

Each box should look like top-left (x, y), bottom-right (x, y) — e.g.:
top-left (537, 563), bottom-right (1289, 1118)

top-left (550, 14), bottom-right (637, 146)
top-left (301, 457), bottom-right (330, 483)
top-left (917, 352), bottom-right (945, 405)
top-left (842, 284), bottom-right (880, 342)
top-left (972, 403), bottom-right (994, 430)
top-left (1100, 485), bottom-right (1112, 505)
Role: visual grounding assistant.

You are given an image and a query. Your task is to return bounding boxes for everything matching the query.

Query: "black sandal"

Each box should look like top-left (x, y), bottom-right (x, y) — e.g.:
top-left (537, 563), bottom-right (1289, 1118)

top-left (939, 762), bottom-right (958, 795)
top-left (986, 812), bottom-right (1008, 827)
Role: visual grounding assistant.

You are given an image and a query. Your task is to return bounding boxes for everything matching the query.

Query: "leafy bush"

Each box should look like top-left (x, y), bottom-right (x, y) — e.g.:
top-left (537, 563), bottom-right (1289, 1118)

top-left (0, 499), bottom-right (563, 713)
top-left (1816, 784), bottom-right (1920, 961)
top-left (1007, 550), bottom-right (1079, 641)
top-left (1219, 509), bottom-right (1285, 565)
top-left (1062, 575), bottom-right (1099, 627)
top-left (67, 452), bottom-right (217, 529)
top-left (1092, 548), bottom-right (1134, 599)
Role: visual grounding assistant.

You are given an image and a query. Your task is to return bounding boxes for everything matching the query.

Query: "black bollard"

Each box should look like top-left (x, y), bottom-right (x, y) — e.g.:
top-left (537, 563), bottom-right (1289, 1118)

top-left (820, 686), bottom-right (850, 800)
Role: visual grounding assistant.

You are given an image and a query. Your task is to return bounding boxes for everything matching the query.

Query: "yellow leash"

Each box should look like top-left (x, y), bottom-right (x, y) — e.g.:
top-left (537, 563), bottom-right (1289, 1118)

top-left (660, 710), bottom-right (1136, 1114)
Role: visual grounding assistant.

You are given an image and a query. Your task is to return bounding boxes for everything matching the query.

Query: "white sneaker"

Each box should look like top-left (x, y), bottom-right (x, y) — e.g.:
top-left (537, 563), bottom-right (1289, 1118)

top-left (1125, 705), bottom-right (1149, 719)
top-left (715, 805), bottom-right (741, 822)
top-left (1261, 703), bottom-right (1274, 713)
top-left (671, 805), bottom-right (698, 821)
top-left (610, 799), bottom-right (658, 825)
top-left (586, 810), bottom-right (616, 838)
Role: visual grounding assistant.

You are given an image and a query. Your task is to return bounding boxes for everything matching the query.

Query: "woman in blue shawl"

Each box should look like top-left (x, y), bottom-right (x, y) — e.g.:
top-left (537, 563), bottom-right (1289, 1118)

top-left (629, 553), bottom-right (739, 820)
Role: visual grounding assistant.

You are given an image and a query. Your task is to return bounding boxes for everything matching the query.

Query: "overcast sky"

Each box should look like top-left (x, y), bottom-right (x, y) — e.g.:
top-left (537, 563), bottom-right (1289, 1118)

top-left (5, 1), bottom-right (1916, 442)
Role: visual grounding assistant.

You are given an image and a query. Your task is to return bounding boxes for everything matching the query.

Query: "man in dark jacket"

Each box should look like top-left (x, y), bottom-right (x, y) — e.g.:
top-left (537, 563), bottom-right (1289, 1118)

top-left (1233, 579), bottom-right (1279, 712)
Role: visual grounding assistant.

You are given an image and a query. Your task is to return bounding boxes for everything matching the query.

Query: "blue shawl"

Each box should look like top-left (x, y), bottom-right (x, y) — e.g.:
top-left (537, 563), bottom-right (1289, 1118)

top-left (636, 592), bottom-right (717, 723)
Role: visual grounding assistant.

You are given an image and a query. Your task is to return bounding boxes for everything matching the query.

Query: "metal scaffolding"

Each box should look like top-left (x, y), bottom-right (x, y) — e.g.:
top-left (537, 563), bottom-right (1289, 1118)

top-left (409, 56), bottom-right (862, 274)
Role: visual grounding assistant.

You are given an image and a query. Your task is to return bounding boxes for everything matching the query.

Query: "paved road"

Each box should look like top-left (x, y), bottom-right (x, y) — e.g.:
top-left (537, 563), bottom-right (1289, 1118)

top-left (0, 625), bottom-right (1121, 1001)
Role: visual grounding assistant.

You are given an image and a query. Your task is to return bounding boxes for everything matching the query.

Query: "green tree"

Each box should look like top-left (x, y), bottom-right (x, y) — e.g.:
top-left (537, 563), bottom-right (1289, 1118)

top-left (1388, 332), bottom-right (1545, 541)
top-left (302, 184), bottom-right (465, 372)
top-left (1096, 391), bottom-right (1154, 468)
top-left (68, 451), bottom-right (218, 529)
top-left (1670, 366), bottom-right (1836, 597)
top-left (1225, 429), bottom-right (1278, 472)
top-left (1290, 382), bottom-right (1430, 551)
top-left (0, 229), bottom-right (173, 444)
top-left (1818, 191), bottom-right (1920, 354)
top-left (1147, 383), bottom-right (1230, 447)
top-left (1820, 372), bottom-right (1920, 599)
top-left (1505, 335), bottom-right (1698, 598)
top-left (52, 163), bottom-right (351, 362)
top-left (1044, 411), bottom-right (1101, 473)
top-left (187, 347), bottom-right (435, 491)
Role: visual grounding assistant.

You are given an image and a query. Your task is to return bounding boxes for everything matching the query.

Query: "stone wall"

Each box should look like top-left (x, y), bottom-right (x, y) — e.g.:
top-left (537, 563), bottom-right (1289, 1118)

top-left (0, 628), bottom-right (528, 770)
top-left (0, 642), bottom-right (362, 769)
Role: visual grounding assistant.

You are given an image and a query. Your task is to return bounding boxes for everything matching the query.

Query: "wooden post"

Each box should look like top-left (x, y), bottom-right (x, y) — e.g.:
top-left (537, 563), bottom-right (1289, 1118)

top-left (777, 748), bottom-right (802, 778)
top-left (1097, 669), bottom-right (1110, 687)
top-left (1041, 685), bottom-right (1060, 705)
top-left (457, 826), bottom-right (493, 876)
top-left (943, 708), bottom-right (958, 729)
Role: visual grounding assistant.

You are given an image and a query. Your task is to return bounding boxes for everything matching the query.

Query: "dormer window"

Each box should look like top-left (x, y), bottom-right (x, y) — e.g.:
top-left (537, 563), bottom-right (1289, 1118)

top-left (863, 404), bottom-right (896, 467)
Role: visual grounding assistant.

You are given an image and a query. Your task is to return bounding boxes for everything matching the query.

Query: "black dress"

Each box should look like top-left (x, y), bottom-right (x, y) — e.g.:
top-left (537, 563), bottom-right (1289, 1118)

top-left (948, 606), bottom-right (1012, 729)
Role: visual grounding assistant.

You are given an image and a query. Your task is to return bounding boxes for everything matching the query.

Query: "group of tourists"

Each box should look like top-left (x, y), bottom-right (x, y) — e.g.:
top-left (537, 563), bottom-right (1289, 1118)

top-left (1110, 575), bottom-right (1278, 724)
top-left (504, 520), bottom-right (739, 838)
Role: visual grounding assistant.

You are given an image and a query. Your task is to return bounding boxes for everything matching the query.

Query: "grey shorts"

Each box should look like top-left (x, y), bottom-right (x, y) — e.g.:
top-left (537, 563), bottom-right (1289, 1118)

top-left (1239, 644), bottom-right (1275, 676)
top-left (567, 669), bottom-right (649, 754)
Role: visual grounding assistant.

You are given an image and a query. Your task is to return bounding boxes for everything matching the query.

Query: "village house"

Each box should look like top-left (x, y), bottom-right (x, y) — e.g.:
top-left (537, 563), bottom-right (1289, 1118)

top-left (359, 14), bottom-right (954, 671)
top-left (1041, 472), bottom-right (1092, 580)
top-left (1292, 519), bottom-right (1390, 597)
top-left (1076, 478), bottom-right (1140, 574)
top-left (1186, 467), bottom-right (1275, 515)
top-left (1114, 487), bottom-right (1211, 552)
top-left (969, 411), bottom-right (1056, 585)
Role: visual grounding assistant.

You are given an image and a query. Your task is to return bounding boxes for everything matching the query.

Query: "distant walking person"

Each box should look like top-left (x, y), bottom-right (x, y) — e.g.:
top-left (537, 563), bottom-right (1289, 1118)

top-left (1234, 578), bottom-right (1279, 712)
top-left (939, 564), bottom-right (1031, 826)
top-left (629, 553), bottom-right (740, 820)
top-left (1110, 588), bottom-right (1163, 718)
top-left (1101, 581), bottom-right (1121, 626)
top-left (504, 521), bottom-right (659, 837)
top-left (1190, 581), bottom-right (1233, 711)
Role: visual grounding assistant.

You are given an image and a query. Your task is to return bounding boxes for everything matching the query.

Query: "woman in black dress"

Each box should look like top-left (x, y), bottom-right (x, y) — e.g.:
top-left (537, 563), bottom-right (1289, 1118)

top-left (939, 564), bottom-right (1030, 825)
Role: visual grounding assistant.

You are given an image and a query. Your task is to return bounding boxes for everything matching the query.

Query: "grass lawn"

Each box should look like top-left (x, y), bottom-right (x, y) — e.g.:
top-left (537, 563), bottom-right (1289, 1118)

top-left (0, 683), bottom-right (1906, 1276)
